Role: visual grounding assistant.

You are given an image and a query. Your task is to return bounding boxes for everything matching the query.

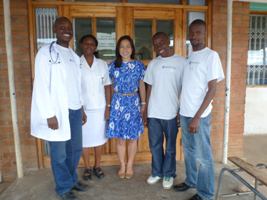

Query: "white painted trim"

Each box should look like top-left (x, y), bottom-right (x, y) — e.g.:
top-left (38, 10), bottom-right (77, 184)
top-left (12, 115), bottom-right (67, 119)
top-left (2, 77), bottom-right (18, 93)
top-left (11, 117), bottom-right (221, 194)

top-left (3, 0), bottom-right (24, 178)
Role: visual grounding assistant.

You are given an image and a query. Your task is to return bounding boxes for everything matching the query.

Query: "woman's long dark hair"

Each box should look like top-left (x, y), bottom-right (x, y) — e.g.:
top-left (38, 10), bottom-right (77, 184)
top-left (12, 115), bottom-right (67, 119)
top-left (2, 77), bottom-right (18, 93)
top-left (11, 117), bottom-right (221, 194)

top-left (79, 34), bottom-right (99, 58)
top-left (115, 35), bottom-right (135, 68)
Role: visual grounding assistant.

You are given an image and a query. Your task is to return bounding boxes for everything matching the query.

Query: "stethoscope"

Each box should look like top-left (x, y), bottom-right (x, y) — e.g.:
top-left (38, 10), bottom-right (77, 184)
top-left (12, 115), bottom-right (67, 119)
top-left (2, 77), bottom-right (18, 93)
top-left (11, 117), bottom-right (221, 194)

top-left (49, 41), bottom-right (61, 64)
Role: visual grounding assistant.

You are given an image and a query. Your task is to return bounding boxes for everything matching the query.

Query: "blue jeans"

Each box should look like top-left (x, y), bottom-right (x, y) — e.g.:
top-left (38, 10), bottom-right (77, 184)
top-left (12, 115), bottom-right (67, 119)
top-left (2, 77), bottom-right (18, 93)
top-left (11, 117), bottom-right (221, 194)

top-left (148, 117), bottom-right (178, 178)
top-left (49, 108), bottom-right (83, 195)
top-left (181, 114), bottom-right (214, 200)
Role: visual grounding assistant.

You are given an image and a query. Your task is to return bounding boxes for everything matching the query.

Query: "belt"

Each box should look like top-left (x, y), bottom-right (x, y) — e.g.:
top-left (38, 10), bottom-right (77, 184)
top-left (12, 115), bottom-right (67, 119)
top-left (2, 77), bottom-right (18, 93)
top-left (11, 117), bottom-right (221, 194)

top-left (115, 92), bottom-right (138, 96)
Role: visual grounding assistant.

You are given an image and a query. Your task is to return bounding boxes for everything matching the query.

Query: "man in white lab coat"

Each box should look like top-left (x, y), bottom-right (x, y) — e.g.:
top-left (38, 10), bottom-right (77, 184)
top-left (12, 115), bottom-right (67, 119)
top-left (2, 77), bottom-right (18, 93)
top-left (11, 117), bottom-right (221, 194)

top-left (31, 16), bottom-right (87, 200)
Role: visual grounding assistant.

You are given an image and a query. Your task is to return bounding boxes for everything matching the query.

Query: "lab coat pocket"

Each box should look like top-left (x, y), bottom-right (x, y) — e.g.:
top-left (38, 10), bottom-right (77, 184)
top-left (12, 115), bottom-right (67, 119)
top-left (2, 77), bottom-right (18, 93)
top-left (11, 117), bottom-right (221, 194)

top-left (97, 74), bottom-right (104, 93)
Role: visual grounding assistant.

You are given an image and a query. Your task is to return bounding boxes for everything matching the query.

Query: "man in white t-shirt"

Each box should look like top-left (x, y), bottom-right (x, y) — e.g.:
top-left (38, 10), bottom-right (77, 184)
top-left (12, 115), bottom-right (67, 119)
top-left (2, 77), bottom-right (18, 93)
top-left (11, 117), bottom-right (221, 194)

top-left (144, 32), bottom-right (185, 189)
top-left (173, 20), bottom-right (224, 200)
top-left (31, 17), bottom-right (87, 200)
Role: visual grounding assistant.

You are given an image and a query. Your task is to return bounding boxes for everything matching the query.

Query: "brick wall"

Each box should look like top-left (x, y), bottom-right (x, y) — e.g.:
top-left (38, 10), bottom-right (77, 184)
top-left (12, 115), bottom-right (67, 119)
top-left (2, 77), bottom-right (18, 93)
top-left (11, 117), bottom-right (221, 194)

top-left (0, 0), bottom-right (38, 181)
top-left (211, 0), bottom-right (249, 160)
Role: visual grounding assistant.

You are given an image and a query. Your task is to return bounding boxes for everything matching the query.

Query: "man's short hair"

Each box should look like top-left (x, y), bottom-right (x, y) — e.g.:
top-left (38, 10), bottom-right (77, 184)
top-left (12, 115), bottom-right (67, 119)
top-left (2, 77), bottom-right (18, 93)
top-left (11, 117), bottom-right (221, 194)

top-left (189, 19), bottom-right (206, 28)
top-left (152, 32), bottom-right (169, 40)
top-left (54, 16), bottom-right (71, 27)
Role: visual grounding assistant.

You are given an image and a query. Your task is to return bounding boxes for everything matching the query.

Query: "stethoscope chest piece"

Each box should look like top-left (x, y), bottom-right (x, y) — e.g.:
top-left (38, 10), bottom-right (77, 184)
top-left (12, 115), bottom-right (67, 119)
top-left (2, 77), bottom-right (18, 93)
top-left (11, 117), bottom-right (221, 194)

top-left (49, 41), bottom-right (60, 64)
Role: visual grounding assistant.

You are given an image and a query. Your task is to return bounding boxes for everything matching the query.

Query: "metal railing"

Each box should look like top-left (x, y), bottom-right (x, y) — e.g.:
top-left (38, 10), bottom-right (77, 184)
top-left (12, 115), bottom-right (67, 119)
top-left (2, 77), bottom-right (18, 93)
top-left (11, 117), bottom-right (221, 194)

top-left (215, 164), bottom-right (267, 200)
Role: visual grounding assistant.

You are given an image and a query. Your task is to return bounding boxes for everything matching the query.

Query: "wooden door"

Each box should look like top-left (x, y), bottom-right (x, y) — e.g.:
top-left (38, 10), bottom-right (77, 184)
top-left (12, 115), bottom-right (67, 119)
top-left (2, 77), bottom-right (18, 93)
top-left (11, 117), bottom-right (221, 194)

top-left (34, 3), bottom-right (185, 167)
top-left (129, 6), bottom-right (184, 163)
top-left (68, 4), bottom-right (183, 166)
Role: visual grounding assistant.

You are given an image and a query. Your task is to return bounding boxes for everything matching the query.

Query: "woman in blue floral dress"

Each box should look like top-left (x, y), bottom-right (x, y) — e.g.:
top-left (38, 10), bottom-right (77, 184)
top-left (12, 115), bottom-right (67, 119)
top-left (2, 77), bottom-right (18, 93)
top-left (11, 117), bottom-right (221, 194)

top-left (106, 35), bottom-right (146, 179)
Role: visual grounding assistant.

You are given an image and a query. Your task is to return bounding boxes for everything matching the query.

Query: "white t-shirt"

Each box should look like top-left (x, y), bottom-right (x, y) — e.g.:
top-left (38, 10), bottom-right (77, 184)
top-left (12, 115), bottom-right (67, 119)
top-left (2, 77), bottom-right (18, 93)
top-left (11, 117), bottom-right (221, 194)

top-left (144, 54), bottom-right (185, 120)
top-left (81, 55), bottom-right (111, 110)
top-left (56, 44), bottom-right (82, 110)
top-left (180, 47), bottom-right (225, 118)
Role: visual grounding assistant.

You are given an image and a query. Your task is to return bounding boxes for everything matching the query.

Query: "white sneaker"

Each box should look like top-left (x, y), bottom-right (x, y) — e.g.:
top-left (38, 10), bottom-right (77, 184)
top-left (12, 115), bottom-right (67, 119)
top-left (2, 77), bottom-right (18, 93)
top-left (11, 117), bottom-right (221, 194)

top-left (147, 175), bottom-right (161, 184)
top-left (162, 177), bottom-right (174, 189)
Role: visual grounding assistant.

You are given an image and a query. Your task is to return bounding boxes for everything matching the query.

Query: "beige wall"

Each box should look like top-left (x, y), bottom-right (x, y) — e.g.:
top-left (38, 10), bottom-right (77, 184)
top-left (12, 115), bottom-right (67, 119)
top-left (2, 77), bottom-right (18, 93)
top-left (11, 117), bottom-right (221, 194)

top-left (245, 88), bottom-right (267, 135)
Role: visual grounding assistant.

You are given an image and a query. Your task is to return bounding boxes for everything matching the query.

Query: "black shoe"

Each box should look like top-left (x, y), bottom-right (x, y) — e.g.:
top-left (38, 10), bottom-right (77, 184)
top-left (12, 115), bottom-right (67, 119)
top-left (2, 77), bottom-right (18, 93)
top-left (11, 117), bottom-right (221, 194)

top-left (60, 191), bottom-right (78, 200)
top-left (93, 167), bottom-right (105, 179)
top-left (72, 181), bottom-right (88, 192)
top-left (83, 168), bottom-right (92, 181)
top-left (173, 182), bottom-right (191, 192)
top-left (188, 194), bottom-right (203, 200)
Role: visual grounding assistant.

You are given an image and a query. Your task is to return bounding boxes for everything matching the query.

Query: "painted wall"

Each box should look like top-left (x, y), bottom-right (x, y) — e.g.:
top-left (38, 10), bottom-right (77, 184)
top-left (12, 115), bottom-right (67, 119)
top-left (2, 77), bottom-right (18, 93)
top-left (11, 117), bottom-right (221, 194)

top-left (245, 88), bottom-right (267, 135)
top-left (250, 2), bottom-right (267, 11)
top-left (244, 3), bottom-right (267, 135)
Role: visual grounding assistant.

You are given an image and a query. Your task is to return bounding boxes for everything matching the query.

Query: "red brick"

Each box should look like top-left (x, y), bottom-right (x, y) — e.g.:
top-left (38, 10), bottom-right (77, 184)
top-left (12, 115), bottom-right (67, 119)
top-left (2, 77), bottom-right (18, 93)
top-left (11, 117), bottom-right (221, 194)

top-left (212, 0), bottom-right (249, 161)
top-left (0, 0), bottom-right (38, 181)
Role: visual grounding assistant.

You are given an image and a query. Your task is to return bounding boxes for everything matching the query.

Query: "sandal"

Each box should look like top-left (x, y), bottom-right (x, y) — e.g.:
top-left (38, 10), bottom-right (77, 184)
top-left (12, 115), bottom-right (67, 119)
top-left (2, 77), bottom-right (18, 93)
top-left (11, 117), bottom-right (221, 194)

top-left (93, 167), bottom-right (105, 179)
top-left (125, 172), bottom-right (134, 179)
top-left (118, 170), bottom-right (125, 179)
top-left (82, 168), bottom-right (92, 181)
top-left (125, 167), bottom-right (134, 179)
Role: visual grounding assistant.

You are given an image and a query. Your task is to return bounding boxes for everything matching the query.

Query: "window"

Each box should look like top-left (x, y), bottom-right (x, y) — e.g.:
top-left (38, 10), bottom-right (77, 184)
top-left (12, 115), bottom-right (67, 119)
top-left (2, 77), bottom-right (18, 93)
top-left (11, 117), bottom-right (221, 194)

top-left (188, 0), bottom-right (206, 6)
top-left (134, 19), bottom-right (175, 60)
top-left (157, 20), bottom-right (174, 47)
top-left (74, 0), bottom-right (120, 2)
top-left (247, 15), bottom-right (267, 85)
top-left (73, 18), bottom-right (116, 60)
top-left (73, 18), bottom-right (92, 56)
top-left (134, 20), bottom-right (153, 60)
top-left (128, 0), bottom-right (180, 4)
top-left (96, 18), bottom-right (116, 60)
top-left (35, 8), bottom-right (58, 50)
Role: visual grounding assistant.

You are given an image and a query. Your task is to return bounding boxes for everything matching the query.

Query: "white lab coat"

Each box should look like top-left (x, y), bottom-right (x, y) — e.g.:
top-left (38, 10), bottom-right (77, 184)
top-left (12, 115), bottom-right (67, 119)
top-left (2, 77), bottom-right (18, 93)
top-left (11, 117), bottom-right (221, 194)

top-left (31, 43), bottom-right (81, 141)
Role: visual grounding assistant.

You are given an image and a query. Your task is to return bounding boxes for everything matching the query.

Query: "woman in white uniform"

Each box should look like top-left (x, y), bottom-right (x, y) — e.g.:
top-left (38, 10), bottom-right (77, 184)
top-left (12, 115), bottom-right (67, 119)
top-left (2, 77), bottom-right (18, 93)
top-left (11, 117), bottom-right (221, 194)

top-left (80, 34), bottom-right (111, 180)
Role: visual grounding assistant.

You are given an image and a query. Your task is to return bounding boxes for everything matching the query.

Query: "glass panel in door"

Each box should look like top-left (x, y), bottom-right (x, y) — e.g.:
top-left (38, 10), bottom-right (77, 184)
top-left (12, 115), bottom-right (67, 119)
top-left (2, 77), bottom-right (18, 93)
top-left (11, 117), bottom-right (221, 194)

top-left (134, 20), bottom-right (153, 60)
top-left (128, 0), bottom-right (180, 4)
top-left (157, 20), bottom-right (174, 47)
top-left (73, 18), bottom-right (92, 56)
top-left (188, 0), bottom-right (206, 6)
top-left (96, 18), bottom-right (116, 61)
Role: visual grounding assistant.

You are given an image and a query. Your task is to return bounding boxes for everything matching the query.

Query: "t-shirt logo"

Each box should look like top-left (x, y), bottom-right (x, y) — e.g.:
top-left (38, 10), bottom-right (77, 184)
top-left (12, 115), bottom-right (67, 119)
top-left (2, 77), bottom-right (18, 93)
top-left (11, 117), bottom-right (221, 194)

top-left (162, 65), bottom-right (176, 70)
top-left (189, 61), bottom-right (199, 70)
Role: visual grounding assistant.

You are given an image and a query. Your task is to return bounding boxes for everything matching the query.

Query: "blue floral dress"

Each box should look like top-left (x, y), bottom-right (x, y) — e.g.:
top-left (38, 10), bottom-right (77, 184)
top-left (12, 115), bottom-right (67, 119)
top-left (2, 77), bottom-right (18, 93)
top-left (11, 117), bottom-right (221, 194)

top-left (106, 60), bottom-right (145, 140)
